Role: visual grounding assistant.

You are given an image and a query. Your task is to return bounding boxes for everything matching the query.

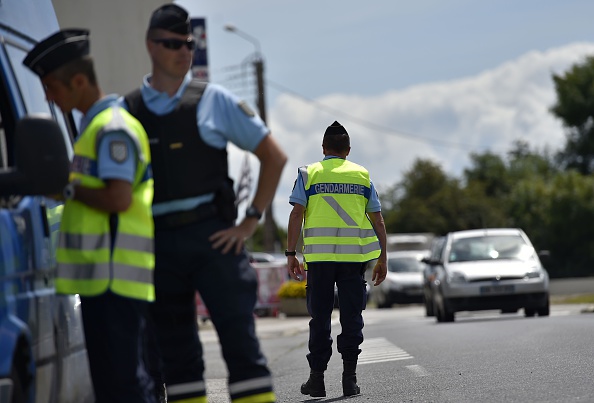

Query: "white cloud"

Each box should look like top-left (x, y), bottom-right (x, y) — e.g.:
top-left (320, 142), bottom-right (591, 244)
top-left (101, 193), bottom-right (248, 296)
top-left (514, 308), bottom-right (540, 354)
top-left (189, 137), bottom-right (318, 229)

top-left (227, 42), bottom-right (594, 235)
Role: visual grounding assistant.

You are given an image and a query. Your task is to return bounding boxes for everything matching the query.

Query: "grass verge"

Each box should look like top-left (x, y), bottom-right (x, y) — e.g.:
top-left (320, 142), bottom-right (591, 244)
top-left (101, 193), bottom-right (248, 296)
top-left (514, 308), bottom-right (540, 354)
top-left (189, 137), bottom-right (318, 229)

top-left (551, 294), bottom-right (594, 304)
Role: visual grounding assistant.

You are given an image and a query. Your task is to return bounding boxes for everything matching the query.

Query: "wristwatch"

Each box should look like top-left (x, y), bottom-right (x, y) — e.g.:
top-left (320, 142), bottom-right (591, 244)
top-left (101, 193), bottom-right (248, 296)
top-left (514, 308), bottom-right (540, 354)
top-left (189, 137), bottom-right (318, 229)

top-left (285, 250), bottom-right (297, 257)
top-left (245, 205), bottom-right (262, 220)
top-left (63, 182), bottom-right (76, 201)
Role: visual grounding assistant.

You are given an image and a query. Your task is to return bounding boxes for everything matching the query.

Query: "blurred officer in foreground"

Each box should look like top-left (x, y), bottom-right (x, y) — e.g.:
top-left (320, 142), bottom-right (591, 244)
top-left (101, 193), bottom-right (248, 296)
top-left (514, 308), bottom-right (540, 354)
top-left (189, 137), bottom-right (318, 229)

top-left (286, 121), bottom-right (388, 398)
top-left (24, 29), bottom-right (155, 402)
top-left (122, 4), bottom-right (287, 403)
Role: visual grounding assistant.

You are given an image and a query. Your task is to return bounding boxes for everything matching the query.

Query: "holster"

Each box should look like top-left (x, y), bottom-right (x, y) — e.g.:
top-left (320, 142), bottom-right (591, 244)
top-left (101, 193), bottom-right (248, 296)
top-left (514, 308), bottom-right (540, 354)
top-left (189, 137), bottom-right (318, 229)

top-left (214, 178), bottom-right (238, 223)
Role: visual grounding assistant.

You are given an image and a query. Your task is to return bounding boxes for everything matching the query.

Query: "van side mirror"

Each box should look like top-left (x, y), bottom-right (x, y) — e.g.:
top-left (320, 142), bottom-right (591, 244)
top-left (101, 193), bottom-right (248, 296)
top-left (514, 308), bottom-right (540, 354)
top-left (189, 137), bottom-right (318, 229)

top-left (0, 116), bottom-right (70, 196)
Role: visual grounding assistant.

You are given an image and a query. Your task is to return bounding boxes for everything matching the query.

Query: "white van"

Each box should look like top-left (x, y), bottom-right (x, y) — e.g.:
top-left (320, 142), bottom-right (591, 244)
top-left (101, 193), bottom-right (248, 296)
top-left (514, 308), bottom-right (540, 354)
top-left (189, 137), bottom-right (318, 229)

top-left (0, 0), bottom-right (93, 401)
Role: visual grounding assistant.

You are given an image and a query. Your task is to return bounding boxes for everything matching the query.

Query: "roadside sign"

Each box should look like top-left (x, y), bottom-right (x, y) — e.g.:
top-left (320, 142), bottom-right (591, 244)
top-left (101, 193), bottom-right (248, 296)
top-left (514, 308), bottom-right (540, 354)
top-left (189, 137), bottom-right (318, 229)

top-left (191, 17), bottom-right (208, 81)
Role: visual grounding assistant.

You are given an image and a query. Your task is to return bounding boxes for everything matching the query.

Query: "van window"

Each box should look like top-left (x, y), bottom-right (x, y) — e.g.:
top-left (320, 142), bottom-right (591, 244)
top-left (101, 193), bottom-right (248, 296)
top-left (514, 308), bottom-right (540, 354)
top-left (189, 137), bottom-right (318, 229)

top-left (4, 40), bottom-right (72, 136)
top-left (5, 43), bottom-right (53, 116)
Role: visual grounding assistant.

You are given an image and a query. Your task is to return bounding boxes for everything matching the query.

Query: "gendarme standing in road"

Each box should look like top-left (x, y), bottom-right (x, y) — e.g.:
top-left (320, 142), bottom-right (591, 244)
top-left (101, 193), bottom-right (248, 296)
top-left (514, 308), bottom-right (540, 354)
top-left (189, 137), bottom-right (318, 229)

top-left (122, 4), bottom-right (287, 403)
top-left (286, 121), bottom-right (388, 398)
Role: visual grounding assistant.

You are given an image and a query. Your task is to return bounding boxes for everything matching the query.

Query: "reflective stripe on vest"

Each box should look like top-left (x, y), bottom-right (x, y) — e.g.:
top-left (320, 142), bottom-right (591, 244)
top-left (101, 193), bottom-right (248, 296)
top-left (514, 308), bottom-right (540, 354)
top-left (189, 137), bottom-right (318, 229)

top-left (56, 106), bottom-right (155, 301)
top-left (304, 227), bottom-right (377, 238)
top-left (59, 232), bottom-right (152, 253)
top-left (302, 159), bottom-right (380, 263)
top-left (303, 243), bottom-right (380, 255)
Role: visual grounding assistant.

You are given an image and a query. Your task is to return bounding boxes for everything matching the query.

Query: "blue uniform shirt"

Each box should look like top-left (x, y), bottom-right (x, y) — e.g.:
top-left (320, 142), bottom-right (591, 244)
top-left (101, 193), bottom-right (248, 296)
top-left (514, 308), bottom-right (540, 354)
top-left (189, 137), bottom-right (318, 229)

top-left (80, 95), bottom-right (136, 183)
top-left (289, 156), bottom-right (381, 212)
top-left (121, 72), bottom-right (269, 215)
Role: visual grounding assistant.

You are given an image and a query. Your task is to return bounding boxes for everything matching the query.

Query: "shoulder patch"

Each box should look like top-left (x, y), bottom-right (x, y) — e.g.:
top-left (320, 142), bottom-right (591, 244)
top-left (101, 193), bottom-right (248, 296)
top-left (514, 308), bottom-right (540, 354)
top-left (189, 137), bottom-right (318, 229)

top-left (238, 100), bottom-right (255, 117)
top-left (109, 140), bottom-right (129, 163)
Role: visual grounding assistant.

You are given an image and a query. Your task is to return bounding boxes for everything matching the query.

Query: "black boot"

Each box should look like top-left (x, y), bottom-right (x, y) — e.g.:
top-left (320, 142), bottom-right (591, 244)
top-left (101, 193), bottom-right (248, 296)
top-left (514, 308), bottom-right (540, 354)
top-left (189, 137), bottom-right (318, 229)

top-left (342, 360), bottom-right (360, 396)
top-left (300, 369), bottom-right (326, 397)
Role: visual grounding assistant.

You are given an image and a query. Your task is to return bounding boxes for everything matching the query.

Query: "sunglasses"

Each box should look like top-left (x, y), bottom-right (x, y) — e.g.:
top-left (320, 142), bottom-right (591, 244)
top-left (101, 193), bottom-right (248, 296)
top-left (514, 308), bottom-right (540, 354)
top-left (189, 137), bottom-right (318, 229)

top-left (151, 37), bottom-right (197, 51)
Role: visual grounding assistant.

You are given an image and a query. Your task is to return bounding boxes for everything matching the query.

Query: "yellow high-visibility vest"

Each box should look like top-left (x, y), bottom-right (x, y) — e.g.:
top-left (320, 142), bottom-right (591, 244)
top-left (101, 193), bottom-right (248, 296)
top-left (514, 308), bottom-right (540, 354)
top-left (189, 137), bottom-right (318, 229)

top-left (56, 106), bottom-right (155, 301)
top-left (301, 158), bottom-right (380, 263)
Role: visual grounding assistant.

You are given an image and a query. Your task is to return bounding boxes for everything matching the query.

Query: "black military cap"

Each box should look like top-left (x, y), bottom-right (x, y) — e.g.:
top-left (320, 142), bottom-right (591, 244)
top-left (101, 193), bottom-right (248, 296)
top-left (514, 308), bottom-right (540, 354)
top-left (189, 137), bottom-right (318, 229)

top-left (23, 29), bottom-right (90, 78)
top-left (324, 121), bottom-right (349, 137)
top-left (148, 4), bottom-right (191, 35)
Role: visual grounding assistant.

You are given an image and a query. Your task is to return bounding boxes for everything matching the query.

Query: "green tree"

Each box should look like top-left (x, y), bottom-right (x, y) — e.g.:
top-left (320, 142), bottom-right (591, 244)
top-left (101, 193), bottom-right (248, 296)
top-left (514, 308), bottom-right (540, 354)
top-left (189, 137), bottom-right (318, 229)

top-left (551, 55), bottom-right (594, 174)
top-left (507, 140), bottom-right (558, 181)
top-left (383, 158), bottom-right (509, 235)
top-left (464, 151), bottom-right (510, 198)
top-left (546, 171), bottom-right (594, 277)
top-left (381, 159), bottom-right (451, 234)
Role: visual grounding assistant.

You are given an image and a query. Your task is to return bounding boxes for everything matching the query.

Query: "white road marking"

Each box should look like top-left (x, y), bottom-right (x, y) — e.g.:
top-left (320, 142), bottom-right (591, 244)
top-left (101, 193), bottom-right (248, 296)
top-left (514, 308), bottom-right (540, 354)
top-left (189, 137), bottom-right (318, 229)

top-left (406, 364), bottom-right (430, 377)
top-left (359, 337), bottom-right (414, 365)
top-left (205, 379), bottom-right (229, 403)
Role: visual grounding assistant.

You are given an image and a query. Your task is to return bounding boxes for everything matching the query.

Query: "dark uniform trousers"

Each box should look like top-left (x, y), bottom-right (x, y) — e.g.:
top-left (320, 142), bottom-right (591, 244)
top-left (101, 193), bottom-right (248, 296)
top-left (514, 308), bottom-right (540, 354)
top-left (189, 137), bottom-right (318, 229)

top-left (81, 292), bottom-right (155, 403)
top-left (149, 216), bottom-right (273, 402)
top-left (305, 262), bottom-right (367, 371)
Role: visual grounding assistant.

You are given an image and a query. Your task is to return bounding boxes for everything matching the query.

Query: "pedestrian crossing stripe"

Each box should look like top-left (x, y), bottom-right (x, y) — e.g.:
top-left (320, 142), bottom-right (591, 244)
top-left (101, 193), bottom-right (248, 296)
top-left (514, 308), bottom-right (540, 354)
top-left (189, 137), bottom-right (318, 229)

top-left (358, 337), bottom-right (413, 365)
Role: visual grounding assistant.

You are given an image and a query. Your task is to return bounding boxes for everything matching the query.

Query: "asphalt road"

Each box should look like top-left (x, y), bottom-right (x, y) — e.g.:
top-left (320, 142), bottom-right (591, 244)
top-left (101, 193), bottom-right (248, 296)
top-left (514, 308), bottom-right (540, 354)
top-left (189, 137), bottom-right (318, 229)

top-left (199, 302), bottom-right (594, 403)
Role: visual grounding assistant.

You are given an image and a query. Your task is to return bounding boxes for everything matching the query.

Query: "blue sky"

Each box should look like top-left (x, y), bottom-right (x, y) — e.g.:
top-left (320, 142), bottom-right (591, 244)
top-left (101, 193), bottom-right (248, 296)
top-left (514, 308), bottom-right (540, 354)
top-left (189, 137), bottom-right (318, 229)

top-left (178, 0), bottom-right (594, 98)
top-left (176, 0), bottom-right (594, 231)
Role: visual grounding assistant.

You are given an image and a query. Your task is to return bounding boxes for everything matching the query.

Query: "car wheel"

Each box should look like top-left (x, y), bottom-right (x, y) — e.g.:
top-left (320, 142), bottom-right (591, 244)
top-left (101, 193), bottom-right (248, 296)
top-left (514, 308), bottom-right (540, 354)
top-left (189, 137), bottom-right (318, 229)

top-left (537, 299), bottom-right (550, 317)
top-left (424, 295), bottom-right (434, 317)
top-left (377, 293), bottom-right (391, 309)
top-left (524, 308), bottom-right (536, 317)
top-left (442, 299), bottom-right (455, 322)
top-left (434, 297), bottom-right (454, 323)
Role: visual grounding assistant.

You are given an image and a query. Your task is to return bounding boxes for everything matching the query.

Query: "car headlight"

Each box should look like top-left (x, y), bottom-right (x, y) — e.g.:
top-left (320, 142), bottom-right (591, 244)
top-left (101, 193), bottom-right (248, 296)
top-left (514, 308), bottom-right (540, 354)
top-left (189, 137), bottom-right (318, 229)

top-left (448, 271), bottom-right (466, 283)
top-left (524, 270), bottom-right (542, 279)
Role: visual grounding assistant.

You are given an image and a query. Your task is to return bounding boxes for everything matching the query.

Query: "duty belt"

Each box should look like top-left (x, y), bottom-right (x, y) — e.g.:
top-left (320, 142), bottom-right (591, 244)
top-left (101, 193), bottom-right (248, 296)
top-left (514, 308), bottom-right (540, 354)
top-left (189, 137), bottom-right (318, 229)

top-left (154, 203), bottom-right (218, 230)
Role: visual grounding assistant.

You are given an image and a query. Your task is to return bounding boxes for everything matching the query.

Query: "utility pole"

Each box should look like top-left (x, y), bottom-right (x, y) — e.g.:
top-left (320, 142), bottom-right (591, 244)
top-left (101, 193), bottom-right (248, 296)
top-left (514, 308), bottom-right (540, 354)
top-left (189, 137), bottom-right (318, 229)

top-left (225, 24), bottom-right (278, 252)
top-left (253, 58), bottom-right (279, 252)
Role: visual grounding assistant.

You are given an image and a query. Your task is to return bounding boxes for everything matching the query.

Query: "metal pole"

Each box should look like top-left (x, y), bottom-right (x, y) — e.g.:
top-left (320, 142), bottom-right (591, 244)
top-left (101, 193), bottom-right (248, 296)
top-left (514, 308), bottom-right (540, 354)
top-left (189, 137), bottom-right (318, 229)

top-left (254, 58), bottom-right (278, 252)
top-left (224, 24), bottom-right (278, 251)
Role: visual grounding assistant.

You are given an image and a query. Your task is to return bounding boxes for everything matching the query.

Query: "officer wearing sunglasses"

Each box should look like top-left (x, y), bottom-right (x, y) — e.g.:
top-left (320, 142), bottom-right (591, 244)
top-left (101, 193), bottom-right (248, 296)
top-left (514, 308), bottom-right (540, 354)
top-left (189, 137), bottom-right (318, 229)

top-left (150, 37), bottom-right (197, 51)
top-left (122, 4), bottom-right (287, 403)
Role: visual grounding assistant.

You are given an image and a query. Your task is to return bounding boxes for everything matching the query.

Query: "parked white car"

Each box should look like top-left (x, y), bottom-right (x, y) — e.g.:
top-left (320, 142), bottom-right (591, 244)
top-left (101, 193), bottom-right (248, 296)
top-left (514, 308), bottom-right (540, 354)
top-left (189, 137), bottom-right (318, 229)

top-left (423, 228), bottom-right (550, 322)
top-left (370, 250), bottom-right (429, 308)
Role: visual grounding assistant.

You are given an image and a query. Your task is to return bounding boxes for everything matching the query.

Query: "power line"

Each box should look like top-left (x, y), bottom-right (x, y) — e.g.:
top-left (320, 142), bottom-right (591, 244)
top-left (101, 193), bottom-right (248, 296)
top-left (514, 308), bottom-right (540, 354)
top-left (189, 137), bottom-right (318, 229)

top-left (213, 66), bottom-right (475, 151)
top-left (265, 79), bottom-right (475, 151)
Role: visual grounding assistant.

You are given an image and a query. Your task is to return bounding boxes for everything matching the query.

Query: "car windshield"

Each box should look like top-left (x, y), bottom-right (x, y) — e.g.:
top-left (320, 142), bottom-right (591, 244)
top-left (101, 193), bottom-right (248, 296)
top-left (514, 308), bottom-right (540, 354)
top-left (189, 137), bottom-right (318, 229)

top-left (448, 235), bottom-right (534, 263)
top-left (388, 257), bottom-right (424, 273)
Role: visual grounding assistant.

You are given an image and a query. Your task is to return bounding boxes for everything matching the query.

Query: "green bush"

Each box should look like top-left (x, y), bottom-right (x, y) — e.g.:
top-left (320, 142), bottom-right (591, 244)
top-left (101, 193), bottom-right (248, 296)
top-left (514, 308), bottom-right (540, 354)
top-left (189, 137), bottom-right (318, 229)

top-left (277, 280), bottom-right (306, 298)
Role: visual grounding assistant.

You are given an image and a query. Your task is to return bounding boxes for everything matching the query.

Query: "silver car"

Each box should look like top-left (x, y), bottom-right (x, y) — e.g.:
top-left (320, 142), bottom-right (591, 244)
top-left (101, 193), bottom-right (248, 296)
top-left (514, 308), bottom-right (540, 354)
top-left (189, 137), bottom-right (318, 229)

top-left (370, 250), bottom-right (428, 308)
top-left (423, 228), bottom-right (550, 322)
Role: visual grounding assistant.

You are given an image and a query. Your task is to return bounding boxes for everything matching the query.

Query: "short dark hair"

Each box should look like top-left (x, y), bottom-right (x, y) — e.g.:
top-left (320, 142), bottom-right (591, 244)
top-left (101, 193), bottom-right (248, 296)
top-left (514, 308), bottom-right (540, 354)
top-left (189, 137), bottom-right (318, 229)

top-left (323, 133), bottom-right (350, 153)
top-left (52, 56), bottom-right (97, 87)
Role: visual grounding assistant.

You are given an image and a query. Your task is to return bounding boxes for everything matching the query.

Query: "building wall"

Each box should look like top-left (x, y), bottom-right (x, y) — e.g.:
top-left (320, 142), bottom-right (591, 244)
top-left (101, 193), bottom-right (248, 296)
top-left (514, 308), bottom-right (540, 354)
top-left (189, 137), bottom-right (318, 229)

top-left (52, 0), bottom-right (170, 95)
